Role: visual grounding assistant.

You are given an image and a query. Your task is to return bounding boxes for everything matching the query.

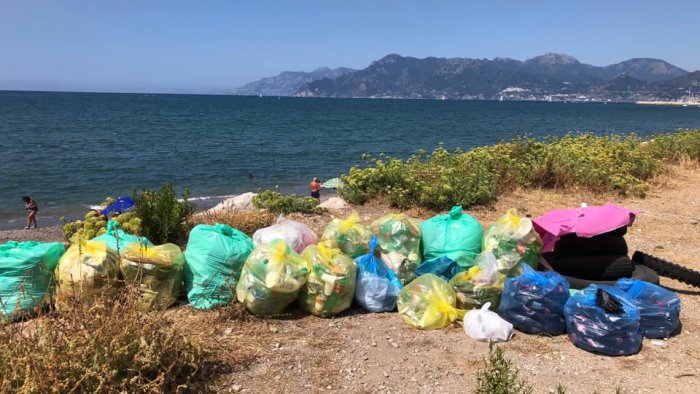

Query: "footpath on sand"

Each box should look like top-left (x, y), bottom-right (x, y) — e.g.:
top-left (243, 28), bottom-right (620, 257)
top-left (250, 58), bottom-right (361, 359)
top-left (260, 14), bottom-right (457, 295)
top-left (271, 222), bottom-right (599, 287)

top-left (2, 166), bottom-right (699, 393)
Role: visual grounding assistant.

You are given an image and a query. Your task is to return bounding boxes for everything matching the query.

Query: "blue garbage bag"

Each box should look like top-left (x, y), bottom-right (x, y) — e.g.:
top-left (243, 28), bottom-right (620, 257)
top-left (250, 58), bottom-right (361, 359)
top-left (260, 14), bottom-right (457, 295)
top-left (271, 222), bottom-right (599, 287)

top-left (564, 284), bottom-right (641, 356)
top-left (498, 264), bottom-right (570, 335)
top-left (614, 278), bottom-right (681, 339)
top-left (414, 256), bottom-right (464, 282)
top-left (354, 236), bottom-right (403, 312)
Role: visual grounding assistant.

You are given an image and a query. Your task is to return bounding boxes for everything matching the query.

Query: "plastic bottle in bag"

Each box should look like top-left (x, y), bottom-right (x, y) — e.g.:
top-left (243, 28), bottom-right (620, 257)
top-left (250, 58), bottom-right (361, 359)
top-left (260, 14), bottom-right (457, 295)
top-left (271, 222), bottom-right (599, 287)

top-left (482, 209), bottom-right (543, 276)
top-left (449, 252), bottom-right (504, 311)
top-left (321, 211), bottom-right (371, 258)
top-left (298, 242), bottom-right (357, 317)
top-left (397, 273), bottom-right (465, 330)
top-left (614, 278), bottom-right (681, 339)
top-left (370, 213), bottom-right (422, 285)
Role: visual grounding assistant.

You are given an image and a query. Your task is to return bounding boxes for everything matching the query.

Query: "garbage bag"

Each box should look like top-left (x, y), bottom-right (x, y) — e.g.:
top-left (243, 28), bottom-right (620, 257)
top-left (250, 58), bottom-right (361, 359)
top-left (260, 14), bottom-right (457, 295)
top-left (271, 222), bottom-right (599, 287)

top-left (298, 242), bottom-right (357, 317)
top-left (92, 220), bottom-right (153, 255)
top-left (0, 241), bottom-right (64, 319)
top-left (55, 240), bottom-right (121, 306)
top-left (236, 239), bottom-right (310, 316)
top-left (464, 302), bottom-right (514, 342)
top-left (614, 278), bottom-right (681, 339)
top-left (449, 252), bottom-right (504, 311)
top-left (370, 213), bottom-right (422, 285)
top-left (498, 264), bottom-right (570, 335)
top-left (482, 209), bottom-right (543, 276)
top-left (121, 243), bottom-right (185, 310)
top-left (397, 273), bottom-right (465, 330)
top-left (354, 236), bottom-right (403, 312)
top-left (420, 206), bottom-right (483, 269)
top-left (564, 284), bottom-right (641, 356)
top-left (321, 211), bottom-right (371, 258)
top-left (414, 256), bottom-right (464, 282)
top-left (184, 224), bottom-right (254, 310)
top-left (253, 215), bottom-right (318, 254)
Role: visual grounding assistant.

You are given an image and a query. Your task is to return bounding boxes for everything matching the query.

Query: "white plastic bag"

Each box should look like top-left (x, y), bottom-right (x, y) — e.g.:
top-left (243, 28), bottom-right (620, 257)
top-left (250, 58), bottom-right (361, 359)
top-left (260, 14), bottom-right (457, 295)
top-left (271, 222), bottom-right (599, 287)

top-left (472, 252), bottom-right (500, 286)
top-left (252, 215), bottom-right (318, 254)
top-left (464, 302), bottom-right (513, 342)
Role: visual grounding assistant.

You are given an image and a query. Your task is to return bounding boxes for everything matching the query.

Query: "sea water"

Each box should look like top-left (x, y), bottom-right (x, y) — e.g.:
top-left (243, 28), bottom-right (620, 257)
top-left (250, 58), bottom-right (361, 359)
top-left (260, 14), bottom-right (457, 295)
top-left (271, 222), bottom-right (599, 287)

top-left (1, 90), bottom-right (699, 227)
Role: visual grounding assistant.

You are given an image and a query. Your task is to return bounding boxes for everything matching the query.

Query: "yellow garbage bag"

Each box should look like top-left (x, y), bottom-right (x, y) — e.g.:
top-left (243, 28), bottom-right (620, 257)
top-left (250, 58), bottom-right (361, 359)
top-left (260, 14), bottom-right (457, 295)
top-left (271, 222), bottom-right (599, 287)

top-left (55, 240), bottom-right (120, 307)
top-left (482, 208), bottom-right (543, 276)
top-left (397, 273), bottom-right (466, 330)
top-left (120, 243), bottom-right (184, 310)
top-left (321, 211), bottom-right (371, 258)
top-left (299, 241), bottom-right (357, 317)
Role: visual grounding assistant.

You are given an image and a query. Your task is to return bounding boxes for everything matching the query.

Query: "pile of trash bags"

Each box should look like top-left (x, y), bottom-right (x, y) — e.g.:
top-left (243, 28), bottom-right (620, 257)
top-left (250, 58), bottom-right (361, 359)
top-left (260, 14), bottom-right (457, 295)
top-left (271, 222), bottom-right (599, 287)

top-left (321, 211), bottom-right (371, 258)
top-left (370, 213), bottom-right (422, 284)
top-left (299, 242), bottom-right (357, 317)
top-left (92, 220), bottom-right (153, 255)
top-left (184, 224), bottom-right (254, 310)
top-left (121, 243), bottom-right (185, 310)
top-left (421, 206), bottom-right (483, 269)
top-left (55, 240), bottom-right (121, 307)
top-left (354, 236), bottom-right (403, 312)
top-left (397, 273), bottom-right (464, 330)
top-left (253, 215), bottom-right (318, 254)
top-left (236, 239), bottom-right (310, 316)
top-left (482, 209), bottom-right (543, 276)
top-left (0, 241), bottom-right (65, 319)
top-left (449, 252), bottom-right (504, 311)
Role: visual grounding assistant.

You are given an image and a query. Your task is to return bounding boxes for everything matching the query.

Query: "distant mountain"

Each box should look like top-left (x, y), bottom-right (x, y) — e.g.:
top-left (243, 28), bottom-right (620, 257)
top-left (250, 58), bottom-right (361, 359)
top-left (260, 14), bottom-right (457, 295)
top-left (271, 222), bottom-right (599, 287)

top-left (232, 67), bottom-right (355, 96)
top-left (294, 53), bottom-right (693, 100)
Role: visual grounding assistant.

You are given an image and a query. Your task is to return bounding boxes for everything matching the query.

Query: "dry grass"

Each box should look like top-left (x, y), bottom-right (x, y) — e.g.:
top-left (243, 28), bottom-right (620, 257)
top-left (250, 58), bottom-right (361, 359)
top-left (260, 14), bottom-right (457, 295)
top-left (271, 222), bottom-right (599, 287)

top-left (188, 209), bottom-right (276, 237)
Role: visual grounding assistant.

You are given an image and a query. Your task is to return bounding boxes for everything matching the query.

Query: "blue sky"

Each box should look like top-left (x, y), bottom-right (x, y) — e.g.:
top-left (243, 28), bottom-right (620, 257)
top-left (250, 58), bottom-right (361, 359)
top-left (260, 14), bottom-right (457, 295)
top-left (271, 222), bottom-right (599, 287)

top-left (1, 0), bottom-right (698, 93)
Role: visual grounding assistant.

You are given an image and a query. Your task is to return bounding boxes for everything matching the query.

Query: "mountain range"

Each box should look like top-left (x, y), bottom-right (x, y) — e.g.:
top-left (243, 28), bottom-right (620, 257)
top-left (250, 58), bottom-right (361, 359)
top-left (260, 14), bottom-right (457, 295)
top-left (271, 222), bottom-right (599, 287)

top-left (233, 53), bottom-right (699, 101)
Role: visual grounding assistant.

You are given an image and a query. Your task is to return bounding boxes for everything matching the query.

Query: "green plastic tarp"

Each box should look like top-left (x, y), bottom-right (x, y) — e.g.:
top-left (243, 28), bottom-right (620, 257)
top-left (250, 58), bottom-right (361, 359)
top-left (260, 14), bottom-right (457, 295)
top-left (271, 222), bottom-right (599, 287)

top-left (184, 224), bottom-right (254, 310)
top-left (420, 206), bottom-right (484, 269)
top-left (0, 241), bottom-right (65, 320)
top-left (92, 220), bottom-right (152, 255)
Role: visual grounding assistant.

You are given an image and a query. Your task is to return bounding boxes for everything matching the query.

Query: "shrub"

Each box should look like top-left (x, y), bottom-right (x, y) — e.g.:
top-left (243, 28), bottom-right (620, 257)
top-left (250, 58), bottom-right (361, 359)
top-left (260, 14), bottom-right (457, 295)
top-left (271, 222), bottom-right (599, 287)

top-left (0, 287), bottom-right (213, 393)
top-left (188, 209), bottom-right (276, 236)
top-left (252, 190), bottom-right (323, 215)
top-left (474, 342), bottom-right (533, 394)
top-left (62, 197), bottom-right (141, 243)
top-left (132, 183), bottom-right (194, 245)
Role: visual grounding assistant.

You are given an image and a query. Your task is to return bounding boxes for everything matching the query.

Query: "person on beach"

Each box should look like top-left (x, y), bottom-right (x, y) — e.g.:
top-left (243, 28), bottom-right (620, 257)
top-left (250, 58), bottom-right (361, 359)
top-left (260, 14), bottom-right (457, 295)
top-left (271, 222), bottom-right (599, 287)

top-left (22, 196), bottom-right (38, 229)
top-left (310, 177), bottom-right (321, 203)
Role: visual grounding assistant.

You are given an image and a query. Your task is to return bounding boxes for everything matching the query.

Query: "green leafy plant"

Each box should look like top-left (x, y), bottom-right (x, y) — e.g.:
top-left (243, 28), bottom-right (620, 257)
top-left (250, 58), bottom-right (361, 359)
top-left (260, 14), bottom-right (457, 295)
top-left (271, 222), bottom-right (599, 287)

top-left (62, 197), bottom-right (141, 243)
top-left (132, 183), bottom-right (194, 245)
top-left (474, 342), bottom-right (533, 394)
top-left (253, 190), bottom-right (324, 214)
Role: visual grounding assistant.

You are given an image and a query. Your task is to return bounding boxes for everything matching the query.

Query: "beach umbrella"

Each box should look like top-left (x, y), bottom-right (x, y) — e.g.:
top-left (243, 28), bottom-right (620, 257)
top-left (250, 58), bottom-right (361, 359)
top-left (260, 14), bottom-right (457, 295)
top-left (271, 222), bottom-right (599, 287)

top-left (532, 204), bottom-right (637, 252)
top-left (102, 197), bottom-right (135, 216)
top-left (321, 177), bottom-right (342, 189)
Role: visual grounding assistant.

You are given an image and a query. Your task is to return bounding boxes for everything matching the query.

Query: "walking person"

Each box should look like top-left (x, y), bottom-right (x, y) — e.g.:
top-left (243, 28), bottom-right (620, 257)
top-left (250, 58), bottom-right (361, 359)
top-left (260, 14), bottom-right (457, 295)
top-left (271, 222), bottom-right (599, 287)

top-left (310, 177), bottom-right (321, 203)
top-left (22, 196), bottom-right (38, 229)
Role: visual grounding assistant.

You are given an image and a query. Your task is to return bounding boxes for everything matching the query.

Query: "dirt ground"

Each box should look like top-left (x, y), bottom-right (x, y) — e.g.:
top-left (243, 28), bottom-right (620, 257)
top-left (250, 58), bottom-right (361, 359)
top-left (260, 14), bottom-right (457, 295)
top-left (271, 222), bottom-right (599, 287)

top-left (3, 165), bottom-right (699, 393)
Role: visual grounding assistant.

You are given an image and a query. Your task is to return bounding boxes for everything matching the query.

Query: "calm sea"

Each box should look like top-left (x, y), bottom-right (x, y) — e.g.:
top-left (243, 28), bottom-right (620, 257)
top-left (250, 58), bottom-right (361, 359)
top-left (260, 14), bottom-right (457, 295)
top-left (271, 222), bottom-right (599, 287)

top-left (1, 90), bottom-right (699, 228)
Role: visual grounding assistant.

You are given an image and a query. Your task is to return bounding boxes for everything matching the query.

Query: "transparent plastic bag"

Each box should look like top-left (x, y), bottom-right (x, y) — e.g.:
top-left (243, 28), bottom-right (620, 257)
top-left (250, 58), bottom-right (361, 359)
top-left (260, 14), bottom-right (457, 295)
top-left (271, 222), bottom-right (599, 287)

top-left (121, 243), bottom-right (185, 310)
top-left (449, 252), bottom-right (504, 311)
top-left (614, 278), bottom-right (681, 339)
top-left (464, 302), bottom-right (513, 342)
top-left (55, 240), bottom-right (120, 308)
top-left (420, 206), bottom-right (483, 269)
top-left (370, 213), bottom-right (422, 285)
top-left (498, 264), bottom-right (570, 335)
top-left (564, 284), bottom-right (641, 356)
top-left (354, 236), bottom-right (403, 312)
top-left (236, 239), bottom-right (310, 316)
top-left (482, 209), bottom-right (543, 276)
top-left (253, 215), bottom-right (318, 254)
top-left (397, 273), bottom-right (465, 330)
top-left (298, 242), bottom-right (357, 317)
top-left (321, 211), bottom-right (371, 258)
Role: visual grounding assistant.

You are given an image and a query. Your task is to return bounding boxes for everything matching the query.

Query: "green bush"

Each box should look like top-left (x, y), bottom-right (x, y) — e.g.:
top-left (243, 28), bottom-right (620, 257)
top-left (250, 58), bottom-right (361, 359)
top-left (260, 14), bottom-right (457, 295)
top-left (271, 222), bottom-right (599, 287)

top-left (474, 342), bottom-right (533, 394)
top-left (62, 197), bottom-right (142, 243)
top-left (252, 190), bottom-right (323, 214)
top-left (132, 184), bottom-right (194, 245)
top-left (339, 129), bottom-right (699, 210)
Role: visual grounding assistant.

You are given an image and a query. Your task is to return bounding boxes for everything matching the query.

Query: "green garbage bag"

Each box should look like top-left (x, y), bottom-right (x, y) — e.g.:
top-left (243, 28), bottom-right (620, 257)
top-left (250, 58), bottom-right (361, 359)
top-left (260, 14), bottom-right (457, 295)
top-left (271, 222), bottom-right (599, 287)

top-left (321, 211), bottom-right (371, 258)
top-left (92, 220), bottom-right (152, 255)
top-left (449, 252), bottom-right (504, 311)
top-left (420, 206), bottom-right (483, 269)
top-left (298, 242), bottom-right (357, 317)
top-left (55, 240), bottom-right (121, 310)
top-left (184, 224), bottom-right (253, 310)
top-left (482, 208), bottom-right (543, 277)
top-left (370, 213), bottom-right (422, 285)
top-left (236, 239), bottom-right (310, 316)
top-left (0, 241), bottom-right (65, 320)
top-left (121, 243), bottom-right (184, 310)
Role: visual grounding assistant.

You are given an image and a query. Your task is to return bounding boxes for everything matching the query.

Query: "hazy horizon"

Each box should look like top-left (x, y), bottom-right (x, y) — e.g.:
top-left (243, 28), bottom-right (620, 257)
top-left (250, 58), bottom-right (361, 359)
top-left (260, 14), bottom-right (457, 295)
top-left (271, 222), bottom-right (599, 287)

top-left (2, 0), bottom-right (699, 94)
